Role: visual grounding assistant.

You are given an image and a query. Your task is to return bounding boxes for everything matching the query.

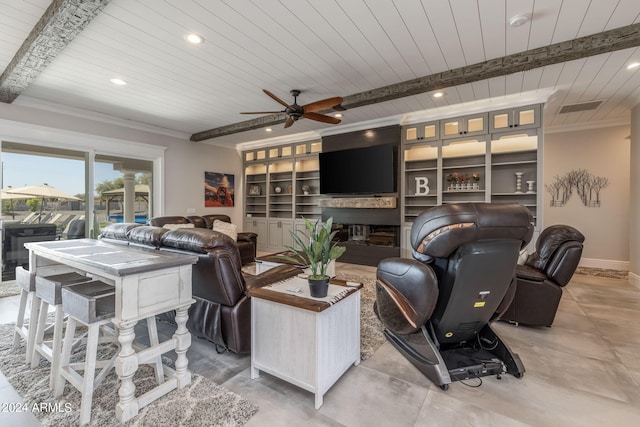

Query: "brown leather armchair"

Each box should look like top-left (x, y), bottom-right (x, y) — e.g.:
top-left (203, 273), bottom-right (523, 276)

top-left (500, 224), bottom-right (585, 327)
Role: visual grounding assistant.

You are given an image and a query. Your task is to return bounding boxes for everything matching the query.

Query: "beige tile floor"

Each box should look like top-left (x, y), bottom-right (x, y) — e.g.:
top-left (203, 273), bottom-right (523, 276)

top-left (2, 262), bottom-right (640, 426)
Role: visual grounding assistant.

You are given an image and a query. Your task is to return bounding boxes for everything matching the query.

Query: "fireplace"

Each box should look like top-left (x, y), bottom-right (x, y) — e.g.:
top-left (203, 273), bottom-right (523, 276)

top-left (324, 203), bottom-right (401, 266)
top-left (332, 223), bottom-right (399, 247)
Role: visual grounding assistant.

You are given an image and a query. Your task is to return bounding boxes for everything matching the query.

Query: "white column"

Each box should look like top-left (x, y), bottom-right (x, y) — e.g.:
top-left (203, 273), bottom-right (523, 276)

top-left (123, 171), bottom-right (136, 223)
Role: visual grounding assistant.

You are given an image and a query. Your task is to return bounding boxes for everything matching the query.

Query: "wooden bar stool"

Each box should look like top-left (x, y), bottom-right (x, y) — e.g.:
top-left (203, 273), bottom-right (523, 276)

top-left (12, 266), bottom-right (40, 364)
top-left (31, 272), bottom-right (92, 390)
top-left (55, 280), bottom-right (118, 426)
top-left (56, 280), bottom-right (165, 425)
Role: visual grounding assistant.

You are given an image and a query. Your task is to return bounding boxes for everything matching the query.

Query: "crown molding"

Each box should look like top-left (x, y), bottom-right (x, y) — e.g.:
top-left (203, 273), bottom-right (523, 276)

top-left (13, 96), bottom-right (191, 140)
top-left (544, 117), bottom-right (630, 134)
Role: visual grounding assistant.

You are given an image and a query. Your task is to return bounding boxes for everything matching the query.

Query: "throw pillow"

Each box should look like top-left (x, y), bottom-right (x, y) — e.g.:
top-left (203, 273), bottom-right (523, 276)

top-left (162, 223), bottom-right (195, 230)
top-left (517, 248), bottom-right (528, 265)
top-left (212, 219), bottom-right (237, 241)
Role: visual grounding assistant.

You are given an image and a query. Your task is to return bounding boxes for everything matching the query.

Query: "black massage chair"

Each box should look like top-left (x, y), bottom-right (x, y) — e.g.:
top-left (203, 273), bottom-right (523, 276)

top-left (375, 203), bottom-right (534, 390)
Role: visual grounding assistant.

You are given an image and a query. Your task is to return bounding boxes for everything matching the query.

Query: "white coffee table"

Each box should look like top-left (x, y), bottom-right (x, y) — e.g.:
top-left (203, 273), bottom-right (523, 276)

top-left (248, 276), bottom-right (361, 408)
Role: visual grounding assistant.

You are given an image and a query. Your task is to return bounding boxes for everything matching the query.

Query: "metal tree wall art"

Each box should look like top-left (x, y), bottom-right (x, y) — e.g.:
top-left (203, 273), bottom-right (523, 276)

top-left (545, 169), bottom-right (609, 207)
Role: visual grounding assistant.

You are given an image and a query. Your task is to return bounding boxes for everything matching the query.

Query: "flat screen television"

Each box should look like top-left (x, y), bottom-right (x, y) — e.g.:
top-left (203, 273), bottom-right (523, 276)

top-left (319, 143), bottom-right (397, 194)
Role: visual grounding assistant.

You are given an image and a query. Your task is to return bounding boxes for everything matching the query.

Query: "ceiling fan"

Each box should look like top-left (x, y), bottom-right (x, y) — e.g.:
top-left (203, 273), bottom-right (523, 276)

top-left (241, 89), bottom-right (343, 128)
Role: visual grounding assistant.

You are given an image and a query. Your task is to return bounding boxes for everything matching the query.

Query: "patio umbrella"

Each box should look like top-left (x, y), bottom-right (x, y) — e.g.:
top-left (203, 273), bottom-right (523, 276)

top-left (1, 189), bottom-right (33, 220)
top-left (5, 183), bottom-right (80, 222)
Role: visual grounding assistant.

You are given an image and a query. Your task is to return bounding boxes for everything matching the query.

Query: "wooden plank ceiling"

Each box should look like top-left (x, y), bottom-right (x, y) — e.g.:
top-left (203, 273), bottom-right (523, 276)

top-left (1, 0), bottom-right (640, 147)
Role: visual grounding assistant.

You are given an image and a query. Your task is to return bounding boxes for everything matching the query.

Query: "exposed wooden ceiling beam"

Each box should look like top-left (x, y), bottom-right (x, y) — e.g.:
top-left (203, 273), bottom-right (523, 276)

top-left (0, 0), bottom-right (111, 103)
top-left (190, 22), bottom-right (640, 142)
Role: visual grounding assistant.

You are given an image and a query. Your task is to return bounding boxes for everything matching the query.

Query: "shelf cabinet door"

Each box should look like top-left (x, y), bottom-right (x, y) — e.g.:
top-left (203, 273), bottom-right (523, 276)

top-left (489, 105), bottom-right (540, 133)
top-left (294, 141), bottom-right (322, 156)
top-left (267, 219), bottom-right (293, 251)
top-left (402, 121), bottom-right (439, 144)
top-left (268, 145), bottom-right (293, 160)
top-left (440, 113), bottom-right (488, 139)
top-left (244, 218), bottom-right (268, 251)
top-left (244, 149), bottom-right (267, 162)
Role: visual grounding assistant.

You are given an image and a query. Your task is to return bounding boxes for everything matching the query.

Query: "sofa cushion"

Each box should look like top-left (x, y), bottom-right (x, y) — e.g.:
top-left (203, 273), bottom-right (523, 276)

top-left (128, 226), bottom-right (169, 248)
top-left (201, 214), bottom-right (232, 229)
top-left (186, 216), bottom-right (207, 228)
top-left (99, 222), bottom-right (142, 240)
top-left (162, 223), bottom-right (195, 231)
top-left (212, 219), bottom-right (237, 241)
top-left (148, 216), bottom-right (190, 227)
top-left (161, 227), bottom-right (236, 253)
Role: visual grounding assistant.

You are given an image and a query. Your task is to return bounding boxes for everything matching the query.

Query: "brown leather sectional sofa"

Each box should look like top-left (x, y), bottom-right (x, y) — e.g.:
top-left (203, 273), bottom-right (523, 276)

top-left (148, 214), bottom-right (257, 265)
top-left (99, 215), bottom-right (300, 354)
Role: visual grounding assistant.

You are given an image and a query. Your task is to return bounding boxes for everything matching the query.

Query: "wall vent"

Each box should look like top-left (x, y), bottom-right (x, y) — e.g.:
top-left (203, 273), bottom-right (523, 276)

top-left (558, 101), bottom-right (603, 114)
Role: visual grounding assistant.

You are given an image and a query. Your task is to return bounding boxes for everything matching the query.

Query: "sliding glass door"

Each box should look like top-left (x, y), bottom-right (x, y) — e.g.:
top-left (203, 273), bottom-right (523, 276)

top-left (1, 140), bottom-right (160, 281)
top-left (0, 142), bottom-right (86, 279)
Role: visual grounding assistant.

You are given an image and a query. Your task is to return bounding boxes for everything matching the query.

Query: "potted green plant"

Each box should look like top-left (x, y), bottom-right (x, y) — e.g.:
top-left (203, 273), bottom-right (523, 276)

top-left (278, 217), bottom-right (346, 298)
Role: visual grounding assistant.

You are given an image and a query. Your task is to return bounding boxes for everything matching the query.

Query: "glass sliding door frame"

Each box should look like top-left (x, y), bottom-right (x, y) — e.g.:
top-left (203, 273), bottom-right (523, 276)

top-left (1, 134), bottom-right (165, 241)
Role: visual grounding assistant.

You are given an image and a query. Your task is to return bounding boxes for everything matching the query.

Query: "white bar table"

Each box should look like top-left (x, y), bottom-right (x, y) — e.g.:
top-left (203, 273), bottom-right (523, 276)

top-left (25, 239), bottom-right (198, 423)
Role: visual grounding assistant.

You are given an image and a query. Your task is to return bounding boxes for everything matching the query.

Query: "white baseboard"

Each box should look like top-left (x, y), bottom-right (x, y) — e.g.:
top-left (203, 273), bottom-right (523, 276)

top-left (629, 272), bottom-right (640, 289)
top-left (578, 258), bottom-right (630, 271)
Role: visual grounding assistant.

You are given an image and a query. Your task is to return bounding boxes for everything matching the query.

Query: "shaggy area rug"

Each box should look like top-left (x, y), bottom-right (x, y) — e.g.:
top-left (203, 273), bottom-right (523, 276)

top-left (0, 323), bottom-right (258, 426)
top-left (0, 280), bottom-right (21, 298)
top-left (575, 267), bottom-right (629, 279)
top-left (333, 273), bottom-right (385, 361)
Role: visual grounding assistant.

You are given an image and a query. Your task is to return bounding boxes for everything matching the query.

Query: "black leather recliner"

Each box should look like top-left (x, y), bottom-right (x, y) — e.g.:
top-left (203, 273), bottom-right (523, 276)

top-left (375, 203), bottom-right (534, 389)
top-left (500, 224), bottom-right (584, 327)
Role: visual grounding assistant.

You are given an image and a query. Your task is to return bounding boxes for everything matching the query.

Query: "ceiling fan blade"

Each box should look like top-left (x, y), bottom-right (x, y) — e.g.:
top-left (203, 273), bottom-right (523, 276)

top-left (263, 89), bottom-right (290, 108)
top-left (284, 116), bottom-right (295, 128)
top-left (240, 111), bottom-right (283, 114)
top-left (302, 96), bottom-right (343, 113)
top-left (303, 112), bottom-right (341, 124)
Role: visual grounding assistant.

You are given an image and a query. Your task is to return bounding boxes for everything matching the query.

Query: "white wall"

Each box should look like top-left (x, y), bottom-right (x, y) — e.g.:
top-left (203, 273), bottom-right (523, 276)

top-left (543, 126), bottom-right (630, 269)
top-left (0, 102), bottom-right (245, 227)
top-left (162, 141), bottom-right (243, 224)
top-left (630, 104), bottom-right (640, 285)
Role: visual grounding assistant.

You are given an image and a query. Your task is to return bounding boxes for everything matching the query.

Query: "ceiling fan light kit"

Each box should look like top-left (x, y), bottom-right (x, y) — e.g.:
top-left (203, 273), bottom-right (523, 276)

top-left (241, 89), bottom-right (343, 128)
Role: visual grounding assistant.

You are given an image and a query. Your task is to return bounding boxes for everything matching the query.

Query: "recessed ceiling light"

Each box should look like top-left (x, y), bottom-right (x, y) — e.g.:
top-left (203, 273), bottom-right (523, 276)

top-left (509, 14), bottom-right (529, 27)
top-left (109, 78), bottom-right (127, 86)
top-left (433, 91), bottom-right (444, 98)
top-left (334, 113), bottom-right (343, 118)
top-left (627, 62), bottom-right (640, 70)
top-left (265, 128), bottom-right (272, 132)
top-left (186, 33), bottom-right (204, 44)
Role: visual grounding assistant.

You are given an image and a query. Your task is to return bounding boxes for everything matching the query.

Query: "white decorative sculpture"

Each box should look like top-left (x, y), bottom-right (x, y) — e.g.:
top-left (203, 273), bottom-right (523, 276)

top-left (526, 180), bottom-right (535, 193)
top-left (515, 172), bottom-right (524, 193)
top-left (415, 177), bottom-right (430, 195)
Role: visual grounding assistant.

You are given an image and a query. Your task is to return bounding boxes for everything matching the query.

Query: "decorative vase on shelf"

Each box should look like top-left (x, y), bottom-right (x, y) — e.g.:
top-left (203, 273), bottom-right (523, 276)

top-left (515, 172), bottom-right (524, 193)
top-left (526, 180), bottom-right (535, 193)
